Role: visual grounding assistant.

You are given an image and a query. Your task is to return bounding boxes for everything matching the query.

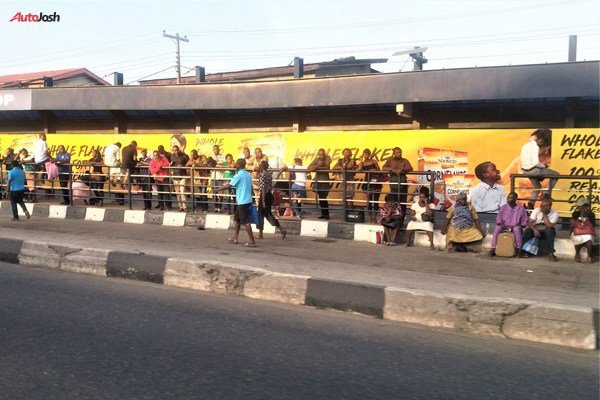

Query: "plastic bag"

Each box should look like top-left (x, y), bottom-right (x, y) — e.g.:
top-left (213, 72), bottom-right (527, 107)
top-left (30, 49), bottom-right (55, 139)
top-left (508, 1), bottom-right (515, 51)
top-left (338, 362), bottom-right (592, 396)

top-left (522, 237), bottom-right (539, 255)
top-left (249, 205), bottom-right (259, 225)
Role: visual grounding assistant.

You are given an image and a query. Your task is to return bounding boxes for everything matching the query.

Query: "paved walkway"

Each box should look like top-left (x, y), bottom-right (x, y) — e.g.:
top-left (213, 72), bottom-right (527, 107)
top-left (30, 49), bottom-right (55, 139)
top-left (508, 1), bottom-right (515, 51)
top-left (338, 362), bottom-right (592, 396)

top-left (0, 218), bottom-right (597, 308)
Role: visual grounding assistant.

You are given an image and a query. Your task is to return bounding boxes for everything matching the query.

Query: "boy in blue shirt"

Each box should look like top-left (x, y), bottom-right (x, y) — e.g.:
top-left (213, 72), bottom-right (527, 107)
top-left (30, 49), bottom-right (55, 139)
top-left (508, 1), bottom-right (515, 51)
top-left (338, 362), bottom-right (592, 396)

top-left (7, 160), bottom-right (30, 221)
top-left (215, 158), bottom-right (256, 247)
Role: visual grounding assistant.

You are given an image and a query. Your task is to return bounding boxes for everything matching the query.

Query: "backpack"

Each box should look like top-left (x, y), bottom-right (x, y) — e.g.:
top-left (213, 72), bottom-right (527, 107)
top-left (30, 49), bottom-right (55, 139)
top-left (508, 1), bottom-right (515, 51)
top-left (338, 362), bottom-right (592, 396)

top-left (496, 232), bottom-right (516, 257)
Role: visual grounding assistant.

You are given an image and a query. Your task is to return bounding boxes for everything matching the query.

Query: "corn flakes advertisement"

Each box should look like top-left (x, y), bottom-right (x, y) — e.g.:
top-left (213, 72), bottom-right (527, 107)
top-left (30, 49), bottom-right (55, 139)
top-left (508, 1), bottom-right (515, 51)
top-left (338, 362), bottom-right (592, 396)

top-left (0, 128), bottom-right (597, 214)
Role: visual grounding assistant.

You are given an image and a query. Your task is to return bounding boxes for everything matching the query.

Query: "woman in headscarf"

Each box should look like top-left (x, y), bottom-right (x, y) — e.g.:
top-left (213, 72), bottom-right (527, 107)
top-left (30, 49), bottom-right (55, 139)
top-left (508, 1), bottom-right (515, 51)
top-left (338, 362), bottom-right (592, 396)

top-left (441, 192), bottom-right (485, 252)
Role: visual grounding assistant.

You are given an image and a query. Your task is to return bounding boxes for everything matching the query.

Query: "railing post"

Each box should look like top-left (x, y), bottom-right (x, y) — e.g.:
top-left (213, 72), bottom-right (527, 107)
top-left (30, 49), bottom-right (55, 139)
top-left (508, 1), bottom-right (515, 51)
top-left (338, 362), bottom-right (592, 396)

top-left (128, 173), bottom-right (132, 210)
top-left (588, 176), bottom-right (593, 206)
top-left (342, 171), bottom-right (347, 221)
top-left (68, 166), bottom-right (73, 206)
top-left (429, 172), bottom-right (435, 205)
top-left (510, 175), bottom-right (515, 200)
top-left (190, 166), bottom-right (195, 213)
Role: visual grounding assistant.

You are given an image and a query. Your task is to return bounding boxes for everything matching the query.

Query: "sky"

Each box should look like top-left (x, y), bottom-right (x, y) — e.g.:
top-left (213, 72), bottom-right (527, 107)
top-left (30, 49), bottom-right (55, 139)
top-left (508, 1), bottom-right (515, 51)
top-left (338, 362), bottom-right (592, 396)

top-left (0, 0), bottom-right (598, 84)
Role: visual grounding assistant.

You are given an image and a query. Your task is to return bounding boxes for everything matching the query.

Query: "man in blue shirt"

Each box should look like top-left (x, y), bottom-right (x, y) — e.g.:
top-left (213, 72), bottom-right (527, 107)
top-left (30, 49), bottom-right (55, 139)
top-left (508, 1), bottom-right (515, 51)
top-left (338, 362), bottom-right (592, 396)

top-left (55, 144), bottom-right (71, 205)
top-left (215, 158), bottom-right (256, 247)
top-left (7, 160), bottom-right (30, 221)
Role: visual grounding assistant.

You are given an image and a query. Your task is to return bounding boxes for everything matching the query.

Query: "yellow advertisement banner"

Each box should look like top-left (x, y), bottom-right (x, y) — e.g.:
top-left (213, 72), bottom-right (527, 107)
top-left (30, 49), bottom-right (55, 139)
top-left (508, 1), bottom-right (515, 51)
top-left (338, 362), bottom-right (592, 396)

top-left (0, 128), bottom-right (597, 214)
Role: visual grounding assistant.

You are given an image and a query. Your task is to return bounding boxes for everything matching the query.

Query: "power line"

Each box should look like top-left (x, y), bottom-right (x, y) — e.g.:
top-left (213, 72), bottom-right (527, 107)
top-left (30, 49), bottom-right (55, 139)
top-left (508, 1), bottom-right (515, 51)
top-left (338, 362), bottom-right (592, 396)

top-left (126, 65), bottom-right (175, 85)
top-left (182, 25), bottom-right (598, 55)
top-left (172, 0), bottom-right (589, 36)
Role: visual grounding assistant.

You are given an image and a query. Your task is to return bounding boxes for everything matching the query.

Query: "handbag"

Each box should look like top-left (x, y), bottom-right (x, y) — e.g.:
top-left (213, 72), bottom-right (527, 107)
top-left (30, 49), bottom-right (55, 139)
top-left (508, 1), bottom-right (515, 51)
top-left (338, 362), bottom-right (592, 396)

top-left (573, 218), bottom-right (595, 236)
top-left (522, 237), bottom-right (539, 255)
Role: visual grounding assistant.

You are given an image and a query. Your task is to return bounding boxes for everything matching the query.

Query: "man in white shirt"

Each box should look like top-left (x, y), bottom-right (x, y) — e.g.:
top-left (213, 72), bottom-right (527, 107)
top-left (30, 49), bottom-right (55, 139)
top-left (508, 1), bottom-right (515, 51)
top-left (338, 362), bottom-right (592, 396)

top-left (32, 132), bottom-right (49, 166)
top-left (522, 198), bottom-right (559, 261)
top-left (470, 161), bottom-right (506, 213)
top-left (520, 129), bottom-right (559, 207)
top-left (104, 142), bottom-right (122, 185)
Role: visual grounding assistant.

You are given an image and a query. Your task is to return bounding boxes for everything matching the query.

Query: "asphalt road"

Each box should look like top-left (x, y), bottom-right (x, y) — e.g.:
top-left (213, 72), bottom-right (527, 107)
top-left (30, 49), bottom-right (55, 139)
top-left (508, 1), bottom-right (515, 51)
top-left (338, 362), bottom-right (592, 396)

top-left (0, 262), bottom-right (597, 400)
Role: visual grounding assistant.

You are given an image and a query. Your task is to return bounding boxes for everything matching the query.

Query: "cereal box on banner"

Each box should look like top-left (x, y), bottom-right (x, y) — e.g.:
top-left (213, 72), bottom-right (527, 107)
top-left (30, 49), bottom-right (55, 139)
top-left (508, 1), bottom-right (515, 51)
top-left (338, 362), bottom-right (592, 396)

top-left (444, 174), bottom-right (476, 208)
top-left (417, 148), bottom-right (469, 210)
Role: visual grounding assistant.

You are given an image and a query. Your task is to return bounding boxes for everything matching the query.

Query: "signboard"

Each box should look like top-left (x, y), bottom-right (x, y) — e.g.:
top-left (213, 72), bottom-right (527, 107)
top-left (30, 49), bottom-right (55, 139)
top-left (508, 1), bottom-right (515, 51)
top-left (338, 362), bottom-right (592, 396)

top-left (0, 89), bottom-right (32, 110)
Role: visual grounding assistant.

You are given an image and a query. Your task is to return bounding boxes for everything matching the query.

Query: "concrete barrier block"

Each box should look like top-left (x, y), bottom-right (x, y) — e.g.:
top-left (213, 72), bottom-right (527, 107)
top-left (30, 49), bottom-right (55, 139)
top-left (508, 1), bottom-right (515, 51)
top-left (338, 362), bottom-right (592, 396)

top-left (300, 220), bottom-right (329, 238)
top-left (0, 238), bottom-right (24, 263)
top-left (61, 248), bottom-right (109, 276)
top-left (163, 211), bottom-right (186, 227)
top-left (65, 206), bottom-right (86, 219)
top-left (412, 230), bottom-right (445, 249)
top-left (16, 202), bottom-right (35, 218)
top-left (353, 223), bottom-right (383, 243)
top-left (85, 207), bottom-right (106, 221)
top-left (144, 210), bottom-right (164, 225)
top-left (106, 251), bottom-right (167, 283)
top-left (31, 203), bottom-right (49, 218)
top-left (164, 258), bottom-right (265, 295)
top-left (553, 238), bottom-right (576, 258)
top-left (124, 210), bottom-right (146, 224)
top-left (327, 222), bottom-right (354, 240)
top-left (503, 304), bottom-right (597, 350)
top-left (244, 273), bottom-right (309, 305)
top-left (384, 288), bottom-right (531, 337)
top-left (164, 258), bottom-right (212, 291)
top-left (251, 222), bottom-right (276, 234)
top-left (19, 241), bottom-right (63, 269)
top-left (185, 213), bottom-right (205, 228)
top-left (306, 278), bottom-right (385, 318)
top-left (48, 205), bottom-right (68, 219)
top-left (205, 213), bottom-right (232, 230)
top-left (103, 209), bottom-right (125, 223)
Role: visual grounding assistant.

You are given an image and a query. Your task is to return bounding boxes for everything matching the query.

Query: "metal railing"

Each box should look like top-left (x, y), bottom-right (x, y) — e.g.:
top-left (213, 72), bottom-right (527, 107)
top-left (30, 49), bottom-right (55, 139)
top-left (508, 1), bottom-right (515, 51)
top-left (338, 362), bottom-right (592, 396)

top-left (509, 173), bottom-right (599, 214)
top-left (0, 161), bottom-right (436, 222)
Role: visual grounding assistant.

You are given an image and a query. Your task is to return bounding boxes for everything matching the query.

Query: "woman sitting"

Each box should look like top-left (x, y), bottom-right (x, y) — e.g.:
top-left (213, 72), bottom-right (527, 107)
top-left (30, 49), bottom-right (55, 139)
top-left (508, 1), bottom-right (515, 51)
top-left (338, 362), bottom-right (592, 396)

top-left (571, 197), bottom-right (596, 263)
top-left (406, 191), bottom-right (436, 249)
top-left (441, 192), bottom-right (484, 252)
top-left (379, 193), bottom-right (404, 246)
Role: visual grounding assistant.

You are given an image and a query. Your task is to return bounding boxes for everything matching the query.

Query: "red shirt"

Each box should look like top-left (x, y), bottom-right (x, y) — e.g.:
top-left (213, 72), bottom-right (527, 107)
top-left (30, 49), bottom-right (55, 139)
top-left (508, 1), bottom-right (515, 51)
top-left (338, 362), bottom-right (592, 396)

top-left (149, 155), bottom-right (170, 182)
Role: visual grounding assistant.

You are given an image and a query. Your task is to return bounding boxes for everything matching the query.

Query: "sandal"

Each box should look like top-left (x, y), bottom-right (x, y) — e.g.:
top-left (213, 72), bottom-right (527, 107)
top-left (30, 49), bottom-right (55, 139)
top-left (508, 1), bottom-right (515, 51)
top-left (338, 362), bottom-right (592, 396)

top-left (548, 254), bottom-right (558, 262)
top-left (244, 242), bottom-right (256, 247)
top-left (227, 237), bottom-right (239, 245)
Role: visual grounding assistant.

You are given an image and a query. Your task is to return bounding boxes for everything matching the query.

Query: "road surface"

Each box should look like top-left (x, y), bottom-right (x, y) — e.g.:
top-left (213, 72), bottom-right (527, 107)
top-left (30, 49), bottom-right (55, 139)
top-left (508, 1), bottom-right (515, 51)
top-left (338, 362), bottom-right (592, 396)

top-left (0, 262), bottom-right (597, 400)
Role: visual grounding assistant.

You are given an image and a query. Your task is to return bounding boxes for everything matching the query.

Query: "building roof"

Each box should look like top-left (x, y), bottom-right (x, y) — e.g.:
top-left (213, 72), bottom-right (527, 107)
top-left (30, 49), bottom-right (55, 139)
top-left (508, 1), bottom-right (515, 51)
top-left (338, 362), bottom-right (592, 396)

top-left (0, 61), bottom-right (597, 111)
top-left (0, 68), bottom-right (110, 88)
top-left (140, 57), bottom-right (388, 85)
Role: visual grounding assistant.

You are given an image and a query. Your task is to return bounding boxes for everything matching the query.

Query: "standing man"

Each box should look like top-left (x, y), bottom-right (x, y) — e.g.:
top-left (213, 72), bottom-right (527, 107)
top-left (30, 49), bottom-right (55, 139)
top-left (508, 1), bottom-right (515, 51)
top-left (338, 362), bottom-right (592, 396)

top-left (33, 132), bottom-right (50, 170)
top-left (382, 147), bottom-right (413, 213)
top-left (55, 145), bottom-right (71, 205)
top-left (489, 192), bottom-right (529, 257)
top-left (7, 160), bottom-right (30, 221)
top-left (248, 147), bottom-right (269, 174)
top-left (215, 158), bottom-right (256, 247)
top-left (32, 132), bottom-right (50, 200)
top-left (121, 140), bottom-right (138, 186)
top-left (522, 198), bottom-right (559, 261)
top-left (170, 145), bottom-right (190, 212)
top-left (104, 141), bottom-right (122, 188)
top-left (137, 149), bottom-right (153, 210)
top-left (520, 129), bottom-right (559, 208)
top-left (308, 149), bottom-right (332, 220)
top-left (471, 161), bottom-right (506, 213)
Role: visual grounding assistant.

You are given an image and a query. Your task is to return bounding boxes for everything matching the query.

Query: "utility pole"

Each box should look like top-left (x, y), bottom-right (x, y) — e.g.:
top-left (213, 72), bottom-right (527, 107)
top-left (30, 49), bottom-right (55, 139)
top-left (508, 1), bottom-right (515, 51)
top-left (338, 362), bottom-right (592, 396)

top-left (163, 31), bottom-right (189, 84)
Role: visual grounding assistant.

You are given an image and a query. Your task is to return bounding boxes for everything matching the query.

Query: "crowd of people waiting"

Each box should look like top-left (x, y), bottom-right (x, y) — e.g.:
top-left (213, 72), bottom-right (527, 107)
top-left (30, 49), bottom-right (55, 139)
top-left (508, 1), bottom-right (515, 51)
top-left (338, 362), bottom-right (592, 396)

top-left (0, 132), bottom-right (596, 261)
